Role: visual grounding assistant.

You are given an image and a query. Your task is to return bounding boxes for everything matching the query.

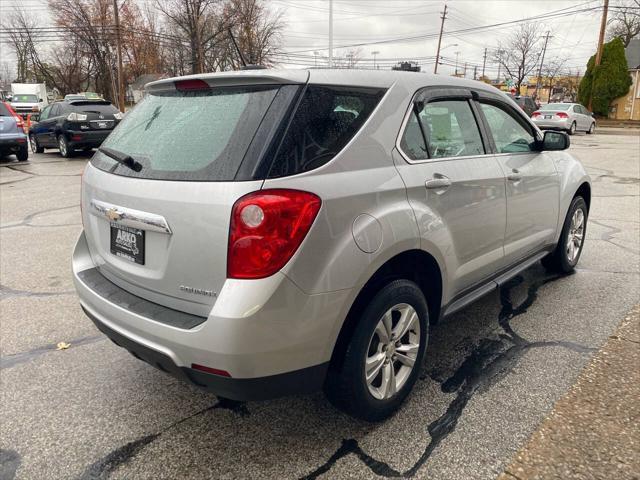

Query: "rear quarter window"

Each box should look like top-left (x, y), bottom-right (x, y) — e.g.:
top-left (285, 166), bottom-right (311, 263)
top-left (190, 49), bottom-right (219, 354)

top-left (267, 85), bottom-right (385, 178)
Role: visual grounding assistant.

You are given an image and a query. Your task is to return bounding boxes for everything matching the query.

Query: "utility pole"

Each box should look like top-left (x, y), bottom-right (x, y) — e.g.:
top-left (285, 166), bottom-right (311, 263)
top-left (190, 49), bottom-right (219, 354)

top-left (371, 51), bottom-right (380, 70)
top-left (535, 31), bottom-right (552, 102)
top-left (589, 0), bottom-right (609, 110)
top-left (473, 65), bottom-right (478, 80)
top-left (112, 0), bottom-right (124, 111)
top-left (328, 0), bottom-right (333, 68)
top-left (463, 62), bottom-right (467, 78)
top-left (434, 4), bottom-right (447, 74)
top-left (454, 50), bottom-right (460, 76)
top-left (482, 47), bottom-right (487, 78)
top-left (496, 49), bottom-right (504, 84)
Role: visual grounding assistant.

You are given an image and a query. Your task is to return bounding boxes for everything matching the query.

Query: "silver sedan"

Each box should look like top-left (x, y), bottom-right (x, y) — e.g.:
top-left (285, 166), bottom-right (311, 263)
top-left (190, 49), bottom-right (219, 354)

top-left (532, 103), bottom-right (596, 135)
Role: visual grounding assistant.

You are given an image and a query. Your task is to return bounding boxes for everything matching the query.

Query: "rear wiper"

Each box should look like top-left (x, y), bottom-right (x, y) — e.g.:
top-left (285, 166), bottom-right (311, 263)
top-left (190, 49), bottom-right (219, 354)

top-left (98, 146), bottom-right (142, 172)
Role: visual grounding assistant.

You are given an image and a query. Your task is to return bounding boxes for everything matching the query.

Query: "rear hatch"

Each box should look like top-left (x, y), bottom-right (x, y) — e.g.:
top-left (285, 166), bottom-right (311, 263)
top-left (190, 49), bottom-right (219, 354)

top-left (68, 101), bottom-right (121, 131)
top-left (81, 72), bottom-right (307, 316)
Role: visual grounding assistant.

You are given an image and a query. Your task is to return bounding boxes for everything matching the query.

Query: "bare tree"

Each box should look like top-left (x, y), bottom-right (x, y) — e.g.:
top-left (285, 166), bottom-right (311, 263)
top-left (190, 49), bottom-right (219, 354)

top-left (494, 23), bottom-right (542, 90)
top-left (2, 9), bottom-right (39, 82)
top-left (607, 0), bottom-right (640, 47)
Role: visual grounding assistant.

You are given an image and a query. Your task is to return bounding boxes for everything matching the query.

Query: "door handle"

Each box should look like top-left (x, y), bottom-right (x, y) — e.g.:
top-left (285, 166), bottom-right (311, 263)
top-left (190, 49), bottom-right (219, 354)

top-left (425, 175), bottom-right (452, 190)
top-left (507, 169), bottom-right (522, 182)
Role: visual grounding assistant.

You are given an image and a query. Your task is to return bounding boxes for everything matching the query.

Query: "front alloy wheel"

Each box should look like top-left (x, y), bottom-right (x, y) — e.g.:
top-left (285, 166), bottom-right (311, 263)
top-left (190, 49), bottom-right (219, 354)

top-left (366, 304), bottom-right (420, 400)
top-left (542, 195), bottom-right (588, 273)
top-left (566, 208), bottom-right (585, 264)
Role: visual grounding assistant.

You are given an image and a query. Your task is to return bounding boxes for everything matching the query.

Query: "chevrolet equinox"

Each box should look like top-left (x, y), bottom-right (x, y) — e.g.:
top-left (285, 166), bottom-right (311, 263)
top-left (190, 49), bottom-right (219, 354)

top-left (73, 70), bottom-right (590, 421)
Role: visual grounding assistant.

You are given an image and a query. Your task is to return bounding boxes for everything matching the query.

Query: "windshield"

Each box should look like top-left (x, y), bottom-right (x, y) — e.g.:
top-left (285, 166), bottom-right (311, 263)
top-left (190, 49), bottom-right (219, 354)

top-left (92, 85), bottom-right (280, 181)
top-left (541, 103), bottom-right (571, 111)
top-left (12, 94), bottom-right (38, 103)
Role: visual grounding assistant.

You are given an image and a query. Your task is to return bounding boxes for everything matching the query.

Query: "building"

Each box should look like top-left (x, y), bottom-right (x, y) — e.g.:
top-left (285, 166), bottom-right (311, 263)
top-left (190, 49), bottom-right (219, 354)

top-left (609, 38), bottom-right (640, 121)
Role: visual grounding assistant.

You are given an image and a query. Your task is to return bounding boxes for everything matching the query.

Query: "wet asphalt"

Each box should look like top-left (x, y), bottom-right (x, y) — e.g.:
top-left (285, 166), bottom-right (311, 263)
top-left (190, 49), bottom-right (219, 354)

top-left (1, 132), bottom-right (639, 480)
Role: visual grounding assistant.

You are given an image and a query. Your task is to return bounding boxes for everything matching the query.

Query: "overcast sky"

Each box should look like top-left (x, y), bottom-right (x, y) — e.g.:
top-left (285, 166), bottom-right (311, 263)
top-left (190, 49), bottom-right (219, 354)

top-left (0, 0), bottom-right (606, 80)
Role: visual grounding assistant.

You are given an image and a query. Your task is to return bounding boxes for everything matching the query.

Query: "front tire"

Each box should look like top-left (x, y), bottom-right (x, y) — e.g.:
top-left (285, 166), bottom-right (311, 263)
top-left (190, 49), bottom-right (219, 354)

top-left (542, 196), bottom-right (588, 273)
top-left (587, 122), bottom-right (595, 134)
top-left (324, 279), bottom-right (428, 422)
top-left (58, 135), bottom-right (72, 158)
top-left (568, 122), bottom-right (577, 135)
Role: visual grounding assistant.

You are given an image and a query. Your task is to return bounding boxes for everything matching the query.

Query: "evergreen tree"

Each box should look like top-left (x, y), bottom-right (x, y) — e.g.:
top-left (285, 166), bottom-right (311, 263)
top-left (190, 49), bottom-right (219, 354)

top-left (578, 38), bottom-right (632, 116)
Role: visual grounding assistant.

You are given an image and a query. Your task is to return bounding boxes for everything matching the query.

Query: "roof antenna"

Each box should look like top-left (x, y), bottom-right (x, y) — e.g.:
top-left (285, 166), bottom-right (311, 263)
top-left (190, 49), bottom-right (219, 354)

top-left (228, 28), bottom-right (247, 68)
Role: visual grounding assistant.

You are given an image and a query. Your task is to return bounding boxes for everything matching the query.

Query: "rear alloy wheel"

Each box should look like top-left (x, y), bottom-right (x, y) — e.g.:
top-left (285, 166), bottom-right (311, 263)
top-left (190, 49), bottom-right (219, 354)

top-left (324, 279), bottom-right (428, 422)
top-left (58, 135), bottom-right (72, 158)
top-left (30, 134), bottom-right (44, 154)
top-left (542, 196), bottom-right (588, 273)
top-left (587, 122), bottom-right (596, 134)
top-left (16, 146), bottom-right (28, 161)
top-left (568, 122), bottom-right (577, 135)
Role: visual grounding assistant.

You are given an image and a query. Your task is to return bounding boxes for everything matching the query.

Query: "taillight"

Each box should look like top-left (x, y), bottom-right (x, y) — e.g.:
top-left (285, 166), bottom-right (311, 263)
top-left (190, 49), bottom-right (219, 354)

top-left (227, 189), bottom-right (322, 279)
top-left (532, 111), bottom-right (541, 118)
top-left (556, 112), bottom-right (569, 119)
top-left (175, 79), bottom-right (210, 91)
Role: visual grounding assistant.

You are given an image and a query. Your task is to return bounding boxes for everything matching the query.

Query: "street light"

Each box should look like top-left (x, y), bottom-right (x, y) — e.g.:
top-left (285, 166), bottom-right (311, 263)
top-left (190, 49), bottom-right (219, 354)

top-left (371, 50), bottom-right (380, 70)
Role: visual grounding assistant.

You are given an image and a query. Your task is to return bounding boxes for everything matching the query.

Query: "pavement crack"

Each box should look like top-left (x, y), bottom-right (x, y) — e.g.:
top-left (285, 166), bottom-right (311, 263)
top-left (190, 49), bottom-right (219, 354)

top-left (299, 273), bottom-right (595, 480)
top-left (0, 204), bottom-right (80, 231)
top-left (590, 219), bottom-right (640, 256)
top-left (0, 335), bottom-right (105, 369)
top-left (0, 284), bottom-right (76, 300)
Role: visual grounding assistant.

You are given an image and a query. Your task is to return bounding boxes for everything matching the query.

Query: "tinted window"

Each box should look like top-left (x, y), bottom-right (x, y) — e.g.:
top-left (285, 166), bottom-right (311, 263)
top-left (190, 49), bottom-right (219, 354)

top-left (417, 100), bottom-right (484, 158)
top-left (400, 110), bottom-right (428, 160)
top-left (267, 85), bottom-right (385, 177)
top-left (480, 103), bottom-right (535, 153)
top-left (92, 86), bottom-right (280, 181)
top-left (39, 105), bottom-right (51, 120)
top-left (0, 103), bottom-right (10, 116)
top-left (70, 102), bottom-right (118, 114)
top-left (50, 104), bottom-right (60, 117)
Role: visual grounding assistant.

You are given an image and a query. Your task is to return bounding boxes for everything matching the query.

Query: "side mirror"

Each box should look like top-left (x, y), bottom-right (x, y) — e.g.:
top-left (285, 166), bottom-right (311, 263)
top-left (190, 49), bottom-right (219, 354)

top-left (39, 98), bottom-right (44, 102)
top-left (540, 130), bottom-right (570, 151)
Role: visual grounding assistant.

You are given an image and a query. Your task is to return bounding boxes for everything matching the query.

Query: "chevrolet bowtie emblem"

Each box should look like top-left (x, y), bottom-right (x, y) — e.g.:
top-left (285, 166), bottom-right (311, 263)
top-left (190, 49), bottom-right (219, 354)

top-left (106, 208), bottom-right (121, 222)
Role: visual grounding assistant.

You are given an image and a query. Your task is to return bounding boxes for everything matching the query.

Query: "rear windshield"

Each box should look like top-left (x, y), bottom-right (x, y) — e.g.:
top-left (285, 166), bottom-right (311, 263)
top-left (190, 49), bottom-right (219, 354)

top-left (12, 94), bottom-right (38, 103)
top-left (0, 103), bottom-right (11, 116)
top-left (91, 86), bottom-right (280, 181)
top-left (70, 103), bottom-right (118, 114)
top-left (267, 85), bottom-right (385, 177)
top-left (541, 103), bottom-right (570, 111)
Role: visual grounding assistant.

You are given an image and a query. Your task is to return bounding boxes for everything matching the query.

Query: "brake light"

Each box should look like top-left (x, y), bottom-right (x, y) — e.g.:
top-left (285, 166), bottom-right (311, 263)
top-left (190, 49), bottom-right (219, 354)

top-left (175, 79), bottom-right (210, 91)
top-left (227, 189), bottom-right (322, 279)
top-left (556, 112), bottom-right (569, 119)
top-left (532, 111), bottom-right (541, 118)
top-left (4, 102), bottom-right (25, 133)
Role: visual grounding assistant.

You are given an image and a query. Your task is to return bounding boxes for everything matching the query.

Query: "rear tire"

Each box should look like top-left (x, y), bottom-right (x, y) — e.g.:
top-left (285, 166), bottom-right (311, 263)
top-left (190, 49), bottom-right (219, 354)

top-left (16, 146), bottom-right (28, 161)
top-left (542, 196), bottom-right (588, 273)
top-left (30, 134), bottom-right (44, 154)
top-left (58, 135), bottom-right (73, 158)
top-left (324, 279), bottom-right (428, 422)
top-left (568, 122), bottom-right (577, 135)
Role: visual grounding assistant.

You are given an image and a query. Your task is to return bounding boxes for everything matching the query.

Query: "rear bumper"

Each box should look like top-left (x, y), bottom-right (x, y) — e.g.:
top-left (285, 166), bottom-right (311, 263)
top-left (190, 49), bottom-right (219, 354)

top-left (533, 118), bottom-right (570, 130)
top-left (72, 231), bottom-right (350, 400)
top-left (0, 135), bottom-right (27, 153)
top-left (67, 130), bottom-right (111, 149)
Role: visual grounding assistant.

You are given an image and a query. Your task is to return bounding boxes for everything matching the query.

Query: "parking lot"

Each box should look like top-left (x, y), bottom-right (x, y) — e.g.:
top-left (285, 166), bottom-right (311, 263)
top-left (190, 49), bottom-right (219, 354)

top-left (1, 132), bottom-right (639, 479)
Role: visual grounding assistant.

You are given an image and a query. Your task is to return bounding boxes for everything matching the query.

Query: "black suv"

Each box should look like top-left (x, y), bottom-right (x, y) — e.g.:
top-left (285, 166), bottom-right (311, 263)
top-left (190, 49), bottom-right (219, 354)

top-left (29, 100), bottom-right (122, 157)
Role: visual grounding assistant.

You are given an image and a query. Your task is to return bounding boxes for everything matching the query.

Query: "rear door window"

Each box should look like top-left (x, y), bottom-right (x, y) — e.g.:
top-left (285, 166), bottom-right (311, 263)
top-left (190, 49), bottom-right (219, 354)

top-left (91, 86), bottom-right (282, 181)
top-left (267, 85), bottom-right (385, 177)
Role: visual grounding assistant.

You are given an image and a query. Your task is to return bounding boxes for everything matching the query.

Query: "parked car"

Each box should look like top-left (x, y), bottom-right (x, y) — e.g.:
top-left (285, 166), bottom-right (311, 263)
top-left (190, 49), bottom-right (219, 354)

top-left (29, 99), bottom-right (123, 157)
top-left (80, 92), bottom-right (103, 100)
top-left (72, 70), bottom-right (591, 421)
top-left (507, 94), bottom-right (538, 117)
top-left (0, 101), bottom-right (28, 161)
top-left (532, 103), bottom-right (596, 135)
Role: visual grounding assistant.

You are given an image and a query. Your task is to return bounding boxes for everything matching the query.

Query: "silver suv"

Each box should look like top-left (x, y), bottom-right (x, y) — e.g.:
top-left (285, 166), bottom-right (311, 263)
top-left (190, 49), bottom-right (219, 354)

top-left (72, 70), bottom-right (590, 421)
